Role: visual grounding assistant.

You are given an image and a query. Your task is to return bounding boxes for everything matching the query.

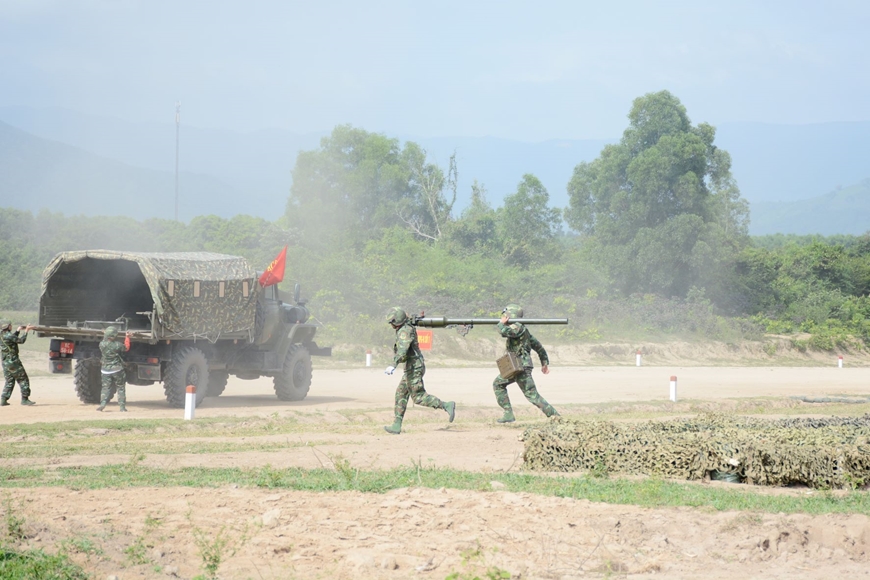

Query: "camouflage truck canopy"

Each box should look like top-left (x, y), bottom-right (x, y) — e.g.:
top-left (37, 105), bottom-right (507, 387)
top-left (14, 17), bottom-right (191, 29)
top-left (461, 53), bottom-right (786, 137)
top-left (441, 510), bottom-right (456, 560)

top-left (40, 250), bottom-right (258, 341)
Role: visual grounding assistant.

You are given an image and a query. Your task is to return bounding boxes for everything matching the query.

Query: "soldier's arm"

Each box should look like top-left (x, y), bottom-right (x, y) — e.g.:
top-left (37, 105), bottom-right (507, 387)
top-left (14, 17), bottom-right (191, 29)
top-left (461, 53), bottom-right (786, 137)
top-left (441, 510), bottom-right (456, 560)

top-left (14, 330), bottom-right (27, 344)
top-left (496, 321), bottom-right (524, 338)
top-left (393, 328), bottom-right (413, 365)
top-left (529, 333), bottom-right (550, 366)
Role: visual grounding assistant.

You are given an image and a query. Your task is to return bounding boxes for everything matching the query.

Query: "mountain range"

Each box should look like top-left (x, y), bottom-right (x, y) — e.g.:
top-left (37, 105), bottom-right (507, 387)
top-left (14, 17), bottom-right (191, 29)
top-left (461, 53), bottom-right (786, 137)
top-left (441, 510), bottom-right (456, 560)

top-left (1, 106), bottom-right (868, 235)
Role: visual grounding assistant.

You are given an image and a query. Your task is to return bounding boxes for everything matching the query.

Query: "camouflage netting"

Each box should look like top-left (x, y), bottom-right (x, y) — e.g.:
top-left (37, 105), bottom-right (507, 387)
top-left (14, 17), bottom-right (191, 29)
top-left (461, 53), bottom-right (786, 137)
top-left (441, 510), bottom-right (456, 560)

top-left (40, 250), bottom-right (258, 341)
top-left (522, 414), bottom-right (870, 488)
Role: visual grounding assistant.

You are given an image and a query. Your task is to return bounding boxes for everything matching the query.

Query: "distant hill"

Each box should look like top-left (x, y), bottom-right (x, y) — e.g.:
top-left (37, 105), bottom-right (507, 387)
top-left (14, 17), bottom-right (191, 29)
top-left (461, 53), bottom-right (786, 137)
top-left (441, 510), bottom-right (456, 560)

top-left (2, 107), bottom-right (870, 233)
top-left (0, 107), bottom-right (320, 218)
top-left (0, 120), bottom-right (257, 220)
top-left (715, 121), bottom-right (870, 204)
top-left (749, 179), bottom-right (870, 236)
top-left (0, 106), bottom-right (612, 211)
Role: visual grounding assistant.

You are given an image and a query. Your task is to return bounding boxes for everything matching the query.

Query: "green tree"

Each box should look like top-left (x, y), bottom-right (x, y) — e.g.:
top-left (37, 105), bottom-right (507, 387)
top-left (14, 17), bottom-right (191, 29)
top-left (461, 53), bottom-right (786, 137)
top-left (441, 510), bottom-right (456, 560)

top-left (442, 180), bottom-right (500, 256)
top-left (496, 174), bottom-right (562, 268)
top-left (397, 146), bottom-right (457, 241)
top-left (285, 125), bottom-right (454, 252)
top-left (565, 90), bottom-right (749, 301)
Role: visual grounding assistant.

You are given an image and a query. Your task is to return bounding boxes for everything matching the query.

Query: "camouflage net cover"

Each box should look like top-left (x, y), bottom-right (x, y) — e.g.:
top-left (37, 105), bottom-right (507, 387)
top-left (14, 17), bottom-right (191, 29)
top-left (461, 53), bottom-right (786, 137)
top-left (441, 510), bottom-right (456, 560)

top-left (40, 250), bottom-right (257, 341)
top-left (522, 414), bottom-right (870, 488)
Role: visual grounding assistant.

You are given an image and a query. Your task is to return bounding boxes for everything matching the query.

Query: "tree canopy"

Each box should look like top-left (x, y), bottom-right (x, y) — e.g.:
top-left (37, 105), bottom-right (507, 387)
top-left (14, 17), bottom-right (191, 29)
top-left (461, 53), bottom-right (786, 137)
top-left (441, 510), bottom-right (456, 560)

top-left (284, 125), bottom-right (455, 251)
top-left (565, 90), bottom-right (749, 301)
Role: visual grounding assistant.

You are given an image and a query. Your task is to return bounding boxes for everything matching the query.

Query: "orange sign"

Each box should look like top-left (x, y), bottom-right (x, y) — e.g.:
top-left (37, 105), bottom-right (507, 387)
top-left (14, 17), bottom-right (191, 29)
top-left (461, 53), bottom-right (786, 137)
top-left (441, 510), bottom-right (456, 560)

top-left (417, 329), bottom-right (433, 351)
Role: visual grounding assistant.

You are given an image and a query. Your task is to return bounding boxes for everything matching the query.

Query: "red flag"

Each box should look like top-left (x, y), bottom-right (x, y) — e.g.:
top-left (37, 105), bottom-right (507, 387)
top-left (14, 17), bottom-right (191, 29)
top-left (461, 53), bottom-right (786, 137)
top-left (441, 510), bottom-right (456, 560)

top-left (259, 246), bottom-right (287, 287)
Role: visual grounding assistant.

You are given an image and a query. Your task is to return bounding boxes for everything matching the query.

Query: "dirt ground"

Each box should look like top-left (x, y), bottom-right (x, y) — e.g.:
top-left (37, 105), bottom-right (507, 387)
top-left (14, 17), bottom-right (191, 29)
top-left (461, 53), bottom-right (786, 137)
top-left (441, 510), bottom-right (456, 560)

top-left (2, 365), bottom-right (870, 579)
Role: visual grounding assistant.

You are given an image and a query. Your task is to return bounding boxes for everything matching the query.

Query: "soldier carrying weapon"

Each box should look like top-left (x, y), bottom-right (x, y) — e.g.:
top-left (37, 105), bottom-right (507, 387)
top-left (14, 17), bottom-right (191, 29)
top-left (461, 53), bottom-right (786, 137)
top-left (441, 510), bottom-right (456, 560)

top-left (491, 304), bottom-right (558, 423)
top-left (408, 308), bottom-right (567, 424)
top-left (383, 307), bottom-right (456, 435)
top-left (0, 319), bottom-right (36, 406)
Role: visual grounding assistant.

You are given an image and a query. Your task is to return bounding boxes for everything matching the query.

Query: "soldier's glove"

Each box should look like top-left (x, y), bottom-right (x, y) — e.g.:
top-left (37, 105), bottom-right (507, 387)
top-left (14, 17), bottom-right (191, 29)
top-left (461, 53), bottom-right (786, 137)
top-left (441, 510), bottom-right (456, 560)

top-left (385, 366), bottom-right (396, 375)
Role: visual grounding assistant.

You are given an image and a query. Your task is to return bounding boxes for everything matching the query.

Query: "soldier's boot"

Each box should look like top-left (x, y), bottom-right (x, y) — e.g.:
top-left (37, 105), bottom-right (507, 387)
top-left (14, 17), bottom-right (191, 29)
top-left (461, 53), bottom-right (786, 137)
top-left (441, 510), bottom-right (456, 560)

top-left (96, 400), bottom-right (107, 412)
top-left (444, 401), bottom-right (456, 423)
top-left (20, 398), bottom-right (35, 406)
top-left (119, 404), bottom-right (128, 412)
top-left (384, 417), bottom-right (403, 435)
top-left (0, 397), bottom-right (9, 407)
top-left (497, 409), bottom-right (516, 423)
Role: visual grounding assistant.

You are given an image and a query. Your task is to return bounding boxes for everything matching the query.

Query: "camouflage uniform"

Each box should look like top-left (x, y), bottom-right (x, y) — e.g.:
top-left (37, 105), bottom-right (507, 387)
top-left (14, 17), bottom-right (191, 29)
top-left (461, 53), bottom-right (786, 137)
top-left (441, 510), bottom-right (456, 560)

top-left (493, 304), bottom-right (558, 422)
top-left (1, 322), bottom-right (34, 405)
top-left (98, 327), bottom-right (129, 412)
top-left (384, 307), bottom-right (455, 434)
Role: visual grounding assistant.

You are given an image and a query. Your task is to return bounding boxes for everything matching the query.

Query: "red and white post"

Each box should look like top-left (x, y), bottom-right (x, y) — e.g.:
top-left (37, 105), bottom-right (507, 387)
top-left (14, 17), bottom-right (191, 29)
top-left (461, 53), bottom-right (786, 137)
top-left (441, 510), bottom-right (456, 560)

top-left (366, 350), bottom-right (372, 367)
top-left (184, 385), bottom-right (196, 420)
top-left (636, 350), bottom-right (642, 367)
top-left (669, 375), bottom-right (678, 402)
top-left (838, 355), bottom-right (844, 369)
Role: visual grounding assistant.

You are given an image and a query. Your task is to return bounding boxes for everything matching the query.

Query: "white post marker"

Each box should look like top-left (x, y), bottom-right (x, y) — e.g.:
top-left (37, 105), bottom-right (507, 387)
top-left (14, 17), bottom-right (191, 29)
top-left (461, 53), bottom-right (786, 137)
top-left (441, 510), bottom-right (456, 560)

top-left (636, 350), bottom-right (642, 367)
top-left (669, 375), bottom-right (678, 402)
top-left (838, 355), bottom-right (844, 368)
top-left (184, 385), bottom-right (196, 420)
top-left (366, 350), bottom-right (372, 367)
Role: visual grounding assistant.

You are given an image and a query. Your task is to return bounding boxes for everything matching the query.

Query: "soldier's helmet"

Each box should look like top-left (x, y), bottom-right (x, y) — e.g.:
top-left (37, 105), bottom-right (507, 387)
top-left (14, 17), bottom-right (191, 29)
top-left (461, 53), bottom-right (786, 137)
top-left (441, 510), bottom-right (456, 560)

top-left (504, 304), bottom-right (524, 318)
top-left (386, 307), bottom-right (408, 326)
top-left (0, 319), bottom-right (10, 331)
top-left (104, 326), bottom-right (118, 339)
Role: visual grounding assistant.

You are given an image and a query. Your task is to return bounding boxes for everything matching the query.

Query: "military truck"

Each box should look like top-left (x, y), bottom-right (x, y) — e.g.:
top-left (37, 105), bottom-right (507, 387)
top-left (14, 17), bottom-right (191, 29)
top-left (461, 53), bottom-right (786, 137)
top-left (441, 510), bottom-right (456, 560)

top-left (33, 250), bottom-right (331, 408)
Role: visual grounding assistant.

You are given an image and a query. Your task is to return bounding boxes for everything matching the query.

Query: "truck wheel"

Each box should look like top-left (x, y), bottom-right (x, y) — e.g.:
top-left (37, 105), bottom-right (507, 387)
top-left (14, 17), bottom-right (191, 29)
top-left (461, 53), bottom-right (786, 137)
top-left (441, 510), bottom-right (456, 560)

top-left (164, 346), bottom-right (209, 408)
top-left (74, 358), bottom-right (102, 404)
top-left (273, 345), bottom-right (312, 401)
top-left (206, 371), bottom-right (229, 397)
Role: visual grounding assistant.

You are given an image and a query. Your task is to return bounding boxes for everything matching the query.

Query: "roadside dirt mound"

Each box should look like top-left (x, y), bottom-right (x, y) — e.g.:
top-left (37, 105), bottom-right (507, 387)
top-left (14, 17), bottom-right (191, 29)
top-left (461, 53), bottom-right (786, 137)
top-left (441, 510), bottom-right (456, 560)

top-left (7, 486), bottom-right (870, 580)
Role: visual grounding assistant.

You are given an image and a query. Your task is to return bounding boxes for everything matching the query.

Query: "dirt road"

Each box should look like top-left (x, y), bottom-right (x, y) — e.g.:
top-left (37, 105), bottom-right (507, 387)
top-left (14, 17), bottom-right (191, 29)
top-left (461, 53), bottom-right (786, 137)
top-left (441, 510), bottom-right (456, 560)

top-left (3, 364), bottom-right (869, 423)
top-left (2, 364), bottom-right (870, 579)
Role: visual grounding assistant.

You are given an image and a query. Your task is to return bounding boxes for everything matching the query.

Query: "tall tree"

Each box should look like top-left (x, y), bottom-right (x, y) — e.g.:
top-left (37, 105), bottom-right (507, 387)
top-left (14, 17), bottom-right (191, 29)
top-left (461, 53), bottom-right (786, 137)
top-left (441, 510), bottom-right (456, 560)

top-left (497, 174), bottom-right (562, 268)
top-left (565, 91), bottom-right (749, 302)
top-left (443, 180), bottom-right (499, 256)
top-left (286, 125), bottom-right (454, 251)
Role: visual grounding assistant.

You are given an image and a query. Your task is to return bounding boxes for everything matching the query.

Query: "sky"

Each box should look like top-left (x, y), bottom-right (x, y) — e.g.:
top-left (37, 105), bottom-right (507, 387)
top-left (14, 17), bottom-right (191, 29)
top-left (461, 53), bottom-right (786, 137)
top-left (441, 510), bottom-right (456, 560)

top-left (2, 0), bottom-right (870, 141)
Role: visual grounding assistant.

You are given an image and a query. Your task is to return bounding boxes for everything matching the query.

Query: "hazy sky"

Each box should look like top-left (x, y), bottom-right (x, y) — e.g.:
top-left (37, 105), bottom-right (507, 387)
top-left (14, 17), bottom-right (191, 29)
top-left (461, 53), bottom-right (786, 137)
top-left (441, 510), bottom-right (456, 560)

top-left (2, 0), bottom-right (869, 141)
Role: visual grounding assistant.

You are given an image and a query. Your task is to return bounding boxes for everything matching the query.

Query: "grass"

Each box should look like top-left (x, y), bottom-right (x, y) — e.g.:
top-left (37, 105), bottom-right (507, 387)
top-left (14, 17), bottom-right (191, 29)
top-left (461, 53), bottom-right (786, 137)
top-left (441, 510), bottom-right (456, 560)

top-left (0, 544), bottom-right (90, 580)
top-left (1, 463), bottom-right (868, 516)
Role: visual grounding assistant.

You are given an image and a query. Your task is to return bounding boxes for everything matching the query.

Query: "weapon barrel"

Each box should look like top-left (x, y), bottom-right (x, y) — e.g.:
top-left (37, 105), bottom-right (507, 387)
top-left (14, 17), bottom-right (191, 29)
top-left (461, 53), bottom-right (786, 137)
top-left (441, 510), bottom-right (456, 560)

top-left (30, 325), bottom-right (151, 340)
top-left (414, 317), bottom-right (568, 327)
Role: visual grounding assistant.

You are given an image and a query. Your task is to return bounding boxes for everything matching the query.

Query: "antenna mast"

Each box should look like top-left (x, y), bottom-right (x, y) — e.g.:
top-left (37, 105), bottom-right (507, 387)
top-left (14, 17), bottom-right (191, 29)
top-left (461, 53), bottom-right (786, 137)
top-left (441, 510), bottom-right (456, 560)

top-left (174, 101), bottom-right (181, 221)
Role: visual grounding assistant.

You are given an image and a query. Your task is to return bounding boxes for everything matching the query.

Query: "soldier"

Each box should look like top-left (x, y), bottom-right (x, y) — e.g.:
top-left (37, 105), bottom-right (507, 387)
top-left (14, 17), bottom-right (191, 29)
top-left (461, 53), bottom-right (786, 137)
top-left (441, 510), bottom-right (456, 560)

top-left (0, 320), bottom-right (36, 406)
top-left (97, 326), bottom-right (131, 412)
top-left (383, 307), bottom-right (455, 434)
top-left (492, 304), bottom-right (558, 423)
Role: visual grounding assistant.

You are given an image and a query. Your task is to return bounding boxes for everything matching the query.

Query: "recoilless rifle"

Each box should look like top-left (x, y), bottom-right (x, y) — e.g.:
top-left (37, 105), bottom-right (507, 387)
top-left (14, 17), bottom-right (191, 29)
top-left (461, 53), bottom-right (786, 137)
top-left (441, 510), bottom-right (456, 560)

top-left (409, 315), bottom-right (568, 336)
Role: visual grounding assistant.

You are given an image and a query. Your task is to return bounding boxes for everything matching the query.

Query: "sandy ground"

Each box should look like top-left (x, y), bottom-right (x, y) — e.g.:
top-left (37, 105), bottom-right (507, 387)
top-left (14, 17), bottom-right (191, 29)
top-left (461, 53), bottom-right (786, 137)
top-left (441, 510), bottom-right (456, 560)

top-left (4, 364), bottom-right (870, 424)
top-left (2, 365), bottom-right (870, 579)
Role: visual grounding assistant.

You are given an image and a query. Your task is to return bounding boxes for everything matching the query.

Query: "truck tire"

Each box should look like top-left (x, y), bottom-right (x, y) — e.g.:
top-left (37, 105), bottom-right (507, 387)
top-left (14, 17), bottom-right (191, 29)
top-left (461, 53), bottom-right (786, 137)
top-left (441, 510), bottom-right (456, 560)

top-left (164, 346), bottom-right (209, 408)
top-left (206, 371), bottom-right (229, 397)
top-left (74, 358), bottom-right (103, 404)
top-left (273, 345), bottom-right (312, 401)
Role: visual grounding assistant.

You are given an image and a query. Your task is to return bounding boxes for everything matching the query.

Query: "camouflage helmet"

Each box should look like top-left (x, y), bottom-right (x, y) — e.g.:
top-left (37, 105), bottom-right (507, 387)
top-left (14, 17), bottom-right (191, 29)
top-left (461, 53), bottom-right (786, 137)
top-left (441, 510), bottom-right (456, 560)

top-left (504, 304), bottom-right (524, 318)
top-left (386, 307), bottom-right (408, 326)
top-left (104, 326), bottom-right (119, 339)
top-left (0, 319), bottom-right (10, 331)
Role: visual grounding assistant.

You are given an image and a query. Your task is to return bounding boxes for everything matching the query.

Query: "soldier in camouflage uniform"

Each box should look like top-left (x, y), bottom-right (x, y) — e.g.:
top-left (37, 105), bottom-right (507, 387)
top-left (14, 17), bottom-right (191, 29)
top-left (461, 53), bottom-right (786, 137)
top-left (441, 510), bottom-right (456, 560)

top-left (1, 320), bottom-right (36, 406)
top-left (97, 326), bottom-right (131, 412)
top-left (383, 307), bottom-right (455, 434)
top-left (492, 304), bottom-right (558, 423)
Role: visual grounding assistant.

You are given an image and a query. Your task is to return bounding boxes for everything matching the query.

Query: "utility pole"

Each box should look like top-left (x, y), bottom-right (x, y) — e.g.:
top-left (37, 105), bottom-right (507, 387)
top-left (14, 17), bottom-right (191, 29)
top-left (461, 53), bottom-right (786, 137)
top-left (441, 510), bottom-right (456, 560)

top-left (174, 101), bottom-right (181, 221)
